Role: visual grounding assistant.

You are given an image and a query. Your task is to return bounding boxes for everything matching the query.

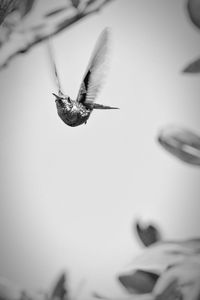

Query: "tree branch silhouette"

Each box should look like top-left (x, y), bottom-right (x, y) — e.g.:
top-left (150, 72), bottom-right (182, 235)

top-left (0, 0), bottom-right (115, 70)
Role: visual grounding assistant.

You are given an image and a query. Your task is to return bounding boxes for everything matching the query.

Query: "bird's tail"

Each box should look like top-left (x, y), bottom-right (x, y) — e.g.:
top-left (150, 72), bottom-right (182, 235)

top-left (92, 103), bottom-right (119, 110)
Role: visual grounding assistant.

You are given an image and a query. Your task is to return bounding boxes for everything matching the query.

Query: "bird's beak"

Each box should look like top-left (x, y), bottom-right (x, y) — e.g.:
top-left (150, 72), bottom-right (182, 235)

top-left (52, 93), bottom-right (60, 101)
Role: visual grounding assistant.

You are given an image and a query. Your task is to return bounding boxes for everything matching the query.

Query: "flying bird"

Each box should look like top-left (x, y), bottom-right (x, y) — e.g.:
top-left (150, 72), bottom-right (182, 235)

top-left (47, 28), bottom-right (119, 127)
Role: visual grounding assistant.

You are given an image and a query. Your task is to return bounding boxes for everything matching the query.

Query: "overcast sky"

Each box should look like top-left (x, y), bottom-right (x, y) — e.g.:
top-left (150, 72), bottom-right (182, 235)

top-left (0, 0), bottom-right (200, 298)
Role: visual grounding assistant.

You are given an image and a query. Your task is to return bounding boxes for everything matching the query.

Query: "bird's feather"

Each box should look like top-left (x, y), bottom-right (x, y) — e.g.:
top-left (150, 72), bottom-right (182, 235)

top-left (76, 28), bottom-right (110, 105)
top-left (47, 38), bottom-right (63, 95)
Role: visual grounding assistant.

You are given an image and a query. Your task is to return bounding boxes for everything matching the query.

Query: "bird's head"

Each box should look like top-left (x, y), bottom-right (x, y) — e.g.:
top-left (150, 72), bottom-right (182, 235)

top-left (53, 93), bottom-right (72, 109)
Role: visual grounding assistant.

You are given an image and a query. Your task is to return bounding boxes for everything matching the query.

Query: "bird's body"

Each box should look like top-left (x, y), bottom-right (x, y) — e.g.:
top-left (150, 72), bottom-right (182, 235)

top-left (48, 28), bottom-right (118, 127)
top-left (54, 94), bottom-right (91, 127)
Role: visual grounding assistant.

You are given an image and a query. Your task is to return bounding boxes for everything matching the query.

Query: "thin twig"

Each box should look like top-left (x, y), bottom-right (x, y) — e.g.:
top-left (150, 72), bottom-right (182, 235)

top-left (0, 0), bottom-right (115, 70)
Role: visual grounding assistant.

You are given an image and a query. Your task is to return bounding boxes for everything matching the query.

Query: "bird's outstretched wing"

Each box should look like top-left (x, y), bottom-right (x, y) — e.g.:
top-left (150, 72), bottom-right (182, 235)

top-left (47, 38), bottom-right (63, 95)
top-left (76, 28), bottom-right (110, 106)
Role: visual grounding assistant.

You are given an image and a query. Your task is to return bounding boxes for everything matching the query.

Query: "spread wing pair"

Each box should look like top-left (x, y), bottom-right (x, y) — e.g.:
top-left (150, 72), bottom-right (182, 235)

top-left (47, 28), bottom-right (118, 110)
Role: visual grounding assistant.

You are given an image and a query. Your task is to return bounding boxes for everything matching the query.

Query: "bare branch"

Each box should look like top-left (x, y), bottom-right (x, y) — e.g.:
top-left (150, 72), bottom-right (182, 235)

top-left (0, 0), bottom-right (115, 70)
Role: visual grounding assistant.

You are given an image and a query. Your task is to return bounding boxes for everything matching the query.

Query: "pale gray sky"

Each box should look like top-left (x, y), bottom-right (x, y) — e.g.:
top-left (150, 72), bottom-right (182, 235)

top-left (0, 0), bottom-right (200, 298)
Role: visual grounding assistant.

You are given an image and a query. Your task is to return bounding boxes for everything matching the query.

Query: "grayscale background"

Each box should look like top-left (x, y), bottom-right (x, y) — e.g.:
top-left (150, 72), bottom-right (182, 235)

top-left (0, 0), bottom-right (199, 298)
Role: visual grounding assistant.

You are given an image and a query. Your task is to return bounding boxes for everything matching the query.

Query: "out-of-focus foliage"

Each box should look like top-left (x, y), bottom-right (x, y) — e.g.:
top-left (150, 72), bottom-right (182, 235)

top-left (135, 221), bottom-right (161, 247)
top-left (183, 0), bottom-right (200, 72)
top-left (157, 126), bottom-right (200, 166)
top-left (0, 272), bottom-right (75, 300)
top-left (117, 222), bottom-right (200, 300)
top-left (118, 269), bottom-right (159, 294)
top-left (50, 273), bottom-right (69, 300)
top-left (154, 255), bottom-right (200, 300)
top-left (70, 0), bottom-right (80, 9)
top-left (187, 0), bottom-right (200, 29)
top-left (0, 0), bottom-right (36, 28)
top-left (0, 0), bottom-right (115, 70)
top-left (11, 0), bottom-right (36, 19)
top-left (93, 222), bottom-right (200, 300)
top-left (154, 280), bottom-right (182, 300)
top-left (0, 0), bottom-right (17, 25)
top-left (118, 242), bottom-right (198, 294)
top-left (183, 56), bottom-right (200, 73)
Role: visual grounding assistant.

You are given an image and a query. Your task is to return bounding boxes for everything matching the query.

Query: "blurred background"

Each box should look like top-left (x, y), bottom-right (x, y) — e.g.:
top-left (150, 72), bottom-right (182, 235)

top-left (0, 0), bottom-right (200, 298)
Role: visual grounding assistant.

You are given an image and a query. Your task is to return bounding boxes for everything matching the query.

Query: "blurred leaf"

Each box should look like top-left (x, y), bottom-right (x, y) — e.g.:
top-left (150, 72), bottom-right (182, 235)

top-left (155, 280), bottom-right (182, 300)
top-left (19, 0), bottom-right (36, 17)
top-left (51, 273), bottom-right (68, 300)
top-left (118, 240), bottom-right (200, 296)
top-left (135, 221), bottom-right (161, 247)
top-left (118, 270), bottom-right (159, 294)
top-left (154, 255), bottom-right (200, 300)
top-left (157, 126), bottom-right (200, 166)
top-left (187, 0), bottom-right (200, 30)
top-left (70, 0), bottom-right (80, 9)
top-left (183, 57), bottom-right (200, 73)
